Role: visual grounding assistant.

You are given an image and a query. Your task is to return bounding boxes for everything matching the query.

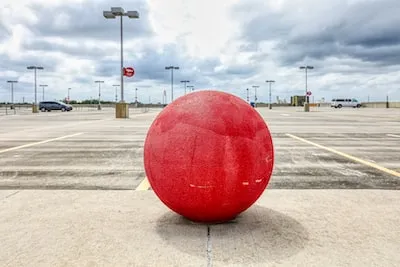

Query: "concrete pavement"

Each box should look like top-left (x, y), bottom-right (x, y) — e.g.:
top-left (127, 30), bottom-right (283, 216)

top-left (1, 190), bottom-right (399, 266)
top-left (1, 107), bottom-right (399, 190)
top-left (0, 106), bottom-right (400, 266)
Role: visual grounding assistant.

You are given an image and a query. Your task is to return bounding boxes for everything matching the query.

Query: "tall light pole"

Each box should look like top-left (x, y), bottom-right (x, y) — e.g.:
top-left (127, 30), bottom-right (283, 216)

top-left (246, 88), bottom-right (249, 102)
top-left (7, 81), bottom-right (18, 108)
top-left (39, 84), bottom-right (48, 101)
top-left (134, 88), bottom-right (138, 107)
top-left (252, 85), bottom-right (259, 107)
top-left (181, 80), bottom-right (190, 95)
top-left (187, 85), bottom-right (194, 92)
top-left (113, 84), bottom-right (120, 102)
top-left (103, 7), bottom-right (140, 118)
top-left (27, 66), bottom-right (44, 113)
top-left (95, 81), bottom-right (104, 110)
top-left (67, 88), bottom-right (71, 103)
top-left (162, 89), bottom-right (167, 105)
top-left (165, 66), bottom-right (179, 102)
top-left (135, 88), bottom-right (138, 103)
top-left (299, 66), bottom-right (314, 112)
top-left (265, 80), bottom-right (275, 110)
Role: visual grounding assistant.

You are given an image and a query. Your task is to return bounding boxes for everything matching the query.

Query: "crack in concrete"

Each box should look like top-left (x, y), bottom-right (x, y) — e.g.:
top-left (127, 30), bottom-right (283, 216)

top-left (4, 190), bottom-right (19, 199)
top-left (207, 226), bottom-right (212, 267)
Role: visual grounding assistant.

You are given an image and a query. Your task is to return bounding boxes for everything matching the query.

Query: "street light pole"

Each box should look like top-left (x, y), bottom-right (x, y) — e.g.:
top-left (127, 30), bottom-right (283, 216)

top-left (165, 66), bottom-right (180, 102)
top-left (246, 88), bottom-right (249, 102)
top-left (162, 89), bottom-right (166, 105)
top-left (27, 66), bottom-right (44, 113)
top-left (7, 81), bottom-right (18, 108)
top-left (39, 84), bottom-right (48, 101)
top-left (181, 80), bottom-right (190, 95)
top-left (299, 66), bottom-right (314, 112)
top-left (113, 84), bottom-right (120, 102)
top-left (67, 88), bottom-right (71, 103)
top-left (187, 85), bottom-right (194, 92)
top-left (103, 7), bottom-right (139, 118)
top-left (265, 80), bottom-right (275, 110)
top-left (120, 15), bottom-right (124, 102)
top-left (252, 85), bottom-right (259, 107)
top-left (135, 88), bottom-right (138, 107)
top-left (95, 81), bottom-right (104, 110)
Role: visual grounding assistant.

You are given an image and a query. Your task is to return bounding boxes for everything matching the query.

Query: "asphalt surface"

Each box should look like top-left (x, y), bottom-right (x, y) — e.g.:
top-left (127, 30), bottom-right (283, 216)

top-left (0, 106), bottom-right (399, 190)
top-left (0, 107), bottom-right (152, 190)
top-left (1, 105), bottom-right (400, 267)
top-left (267, 107), bottom-right (400, 189)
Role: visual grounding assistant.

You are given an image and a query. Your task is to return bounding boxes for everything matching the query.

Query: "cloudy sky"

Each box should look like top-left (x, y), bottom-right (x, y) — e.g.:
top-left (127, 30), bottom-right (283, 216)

top-left (1, 0), bottom-right (400, 104)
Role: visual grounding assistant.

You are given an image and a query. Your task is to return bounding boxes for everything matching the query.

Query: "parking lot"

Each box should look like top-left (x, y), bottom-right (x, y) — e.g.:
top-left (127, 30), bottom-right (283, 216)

top-left (0, 107), bottom-right (153, 190)
top-left (0, 106), bottom-right (399, 190)
top-left (1, 105), bottom-right (399, 266)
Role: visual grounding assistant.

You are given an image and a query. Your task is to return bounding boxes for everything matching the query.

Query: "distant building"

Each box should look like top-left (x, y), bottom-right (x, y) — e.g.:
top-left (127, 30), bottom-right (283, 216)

top-left (291, 95), bottom-right (306, 106)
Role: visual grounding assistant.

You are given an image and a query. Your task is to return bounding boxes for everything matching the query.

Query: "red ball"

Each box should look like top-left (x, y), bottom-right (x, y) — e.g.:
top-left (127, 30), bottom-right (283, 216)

top-left (144, 90), bottom-right (274, 223)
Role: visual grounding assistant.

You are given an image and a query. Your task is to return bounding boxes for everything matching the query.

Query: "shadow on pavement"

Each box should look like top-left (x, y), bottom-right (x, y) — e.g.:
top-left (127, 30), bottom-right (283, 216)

top-left (155, 204), bottom-right (309, 264)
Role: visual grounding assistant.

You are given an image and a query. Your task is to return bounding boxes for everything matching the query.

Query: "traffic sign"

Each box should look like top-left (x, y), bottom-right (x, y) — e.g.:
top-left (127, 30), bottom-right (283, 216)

top-left (306, 91), bottom-right (312, 96)
top-left (123, 67), bottom-right (135, 77)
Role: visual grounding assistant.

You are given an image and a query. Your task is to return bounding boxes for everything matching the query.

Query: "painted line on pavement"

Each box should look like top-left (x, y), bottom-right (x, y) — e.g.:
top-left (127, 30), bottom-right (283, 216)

top-left (387, 134), bottom-right (400, 138)
top-left (136, 177), bottom-right (151, 191)
top-left (0, 133), bottom-right (85, 154)
top-left (0, 119), bottom-right (109, 136)
top-left (286, 133), bottom-right (400, 178)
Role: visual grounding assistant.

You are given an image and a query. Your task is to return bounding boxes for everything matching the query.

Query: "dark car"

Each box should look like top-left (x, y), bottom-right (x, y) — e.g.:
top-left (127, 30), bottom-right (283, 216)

top-left (39, 101), bottom-right (73, 112)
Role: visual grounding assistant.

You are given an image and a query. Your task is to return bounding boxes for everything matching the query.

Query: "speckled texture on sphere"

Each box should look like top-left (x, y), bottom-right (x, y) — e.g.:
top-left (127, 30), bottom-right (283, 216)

top-left (144, 90), bottom-right (274, 223)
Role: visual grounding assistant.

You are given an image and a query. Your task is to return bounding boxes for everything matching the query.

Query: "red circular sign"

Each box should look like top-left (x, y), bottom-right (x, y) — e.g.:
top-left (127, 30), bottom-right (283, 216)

top-left (307, 91), bottom-right (312, 96)
top-left (123, 67), bottom-right (135, 77)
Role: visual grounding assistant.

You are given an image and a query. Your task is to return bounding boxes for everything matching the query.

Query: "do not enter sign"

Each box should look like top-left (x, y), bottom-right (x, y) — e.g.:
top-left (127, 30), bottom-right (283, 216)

top-left (123, 67), bottom-right (135, 77)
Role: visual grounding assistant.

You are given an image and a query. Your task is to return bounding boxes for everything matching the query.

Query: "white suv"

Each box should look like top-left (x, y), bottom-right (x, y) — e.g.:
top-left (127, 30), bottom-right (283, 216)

top-left (331, 98), bottom-right (361, 108)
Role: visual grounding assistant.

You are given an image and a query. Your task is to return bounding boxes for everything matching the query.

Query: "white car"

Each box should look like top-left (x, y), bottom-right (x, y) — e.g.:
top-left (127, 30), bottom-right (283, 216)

top-left (331, 98), bottom-right (361, 108)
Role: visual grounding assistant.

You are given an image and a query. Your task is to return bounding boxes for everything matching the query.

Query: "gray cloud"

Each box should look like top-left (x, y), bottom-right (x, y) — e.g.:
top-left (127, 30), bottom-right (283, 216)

top-left (95, 44), bottom-right (228, 91)
top-left (95, 44), bottom-right (187, 81)
top-left (23, 39), bottom-right (106, 60)
top-left (233, 0), bottom-right (400, 67)
top-left (0, 22), bottom-right (9, 42)
top-left (28, 0), bottom-right (153, 41)
top-left (2, 0), bottom-right (400, 103)
top-left (214, 64), bottom-right (261, 79)
top-left (0, 54), bottom-right (58, 74)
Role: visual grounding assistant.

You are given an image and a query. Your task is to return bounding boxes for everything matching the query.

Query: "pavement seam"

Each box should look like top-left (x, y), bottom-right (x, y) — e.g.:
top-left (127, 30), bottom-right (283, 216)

top-left (207, 226), bottom-right (212, 267)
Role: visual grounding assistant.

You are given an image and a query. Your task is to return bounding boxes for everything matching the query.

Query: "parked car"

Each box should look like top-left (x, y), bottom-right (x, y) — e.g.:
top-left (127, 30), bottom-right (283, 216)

top-left (331, 98), bottom-right (361, 108)
top-left (39, 101), bottom-right (73, 112)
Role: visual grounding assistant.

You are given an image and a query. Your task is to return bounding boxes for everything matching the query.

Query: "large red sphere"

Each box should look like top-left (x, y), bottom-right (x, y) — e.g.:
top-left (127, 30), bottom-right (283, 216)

top-left (144, 90), bottom-right (274, 223)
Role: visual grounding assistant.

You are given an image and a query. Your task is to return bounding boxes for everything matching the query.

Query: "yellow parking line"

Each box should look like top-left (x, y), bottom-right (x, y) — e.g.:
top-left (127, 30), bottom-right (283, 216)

top-left (286, 133), bottom-right (400, 178)
top-left (136, 177), bottom-right (151, 190)
top-left (0, 133), bottom-right (84, 154)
